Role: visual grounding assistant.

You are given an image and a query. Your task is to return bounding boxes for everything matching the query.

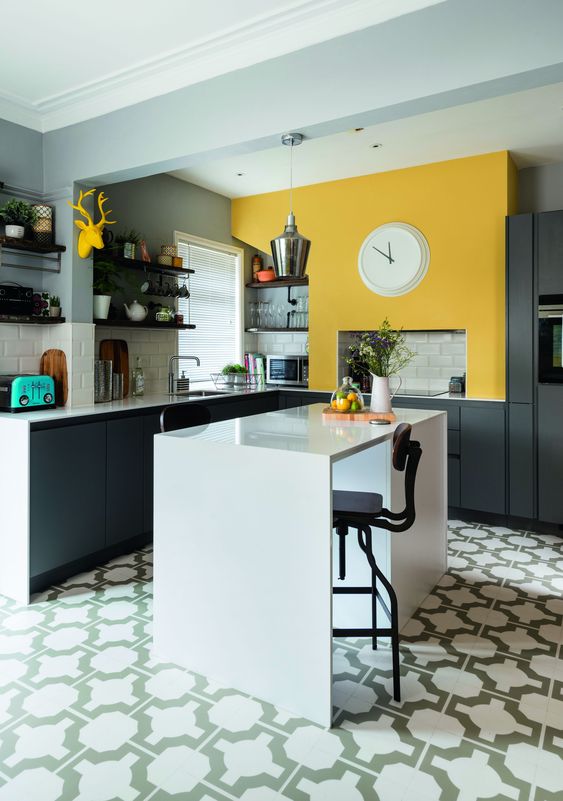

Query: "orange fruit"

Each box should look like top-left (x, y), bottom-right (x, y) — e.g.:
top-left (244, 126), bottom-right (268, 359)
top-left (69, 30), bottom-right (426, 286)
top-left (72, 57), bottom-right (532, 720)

top-left (347, 392), bottom-right (358, 402)
top-left (331, 399), bottom-right (338, 409)
top-left (336, 398), bottom-right (350, 412)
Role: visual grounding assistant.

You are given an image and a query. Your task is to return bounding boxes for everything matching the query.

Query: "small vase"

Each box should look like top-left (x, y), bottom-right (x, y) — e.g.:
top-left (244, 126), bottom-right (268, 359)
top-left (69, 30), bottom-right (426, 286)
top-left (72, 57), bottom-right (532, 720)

top-left (93, 294), bottom-right (111, 320)
top-left (370, 374), bottom-right (392, 413)
top-left (5, 224), bottom-right (24, 239)
top-left (49, 306), bottom-right (61, 318)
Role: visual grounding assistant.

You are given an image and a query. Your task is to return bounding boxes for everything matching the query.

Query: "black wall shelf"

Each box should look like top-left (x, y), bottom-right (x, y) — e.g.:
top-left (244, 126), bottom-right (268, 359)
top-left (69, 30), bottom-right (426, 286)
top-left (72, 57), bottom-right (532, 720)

top-left (245, 277), bottom-right (308, 288)
top-left (0, 236), bottom-right (66, 254)
top-left (94, 319), bottom-right (195, 331)
top-left (245, 328), bottom-right (308, 333)
top-left (0, 316), bottom-right (66, 325)
top-left (95, 253), bottom-right (194, 279)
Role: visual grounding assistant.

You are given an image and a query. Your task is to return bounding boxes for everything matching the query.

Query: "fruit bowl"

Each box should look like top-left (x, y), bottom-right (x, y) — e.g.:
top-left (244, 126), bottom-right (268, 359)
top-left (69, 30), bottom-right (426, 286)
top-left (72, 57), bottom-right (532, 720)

top-left (256, 269), bottom-right (276, 282)
top-left (330, 376), bottom-right (365, 413)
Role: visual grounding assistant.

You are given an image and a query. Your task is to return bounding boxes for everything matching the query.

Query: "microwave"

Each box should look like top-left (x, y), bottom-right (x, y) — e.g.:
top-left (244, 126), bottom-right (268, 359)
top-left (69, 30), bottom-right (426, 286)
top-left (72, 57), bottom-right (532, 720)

top-left (266, 355), bottom-right (308, 386)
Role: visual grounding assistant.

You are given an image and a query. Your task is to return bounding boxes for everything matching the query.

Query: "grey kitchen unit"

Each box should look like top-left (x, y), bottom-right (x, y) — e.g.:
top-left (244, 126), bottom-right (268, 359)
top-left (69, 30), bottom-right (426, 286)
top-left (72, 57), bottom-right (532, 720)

top-left (506, 208), bottom-right (563, 527)
top-left (281, 391), bottom-right (506, 515)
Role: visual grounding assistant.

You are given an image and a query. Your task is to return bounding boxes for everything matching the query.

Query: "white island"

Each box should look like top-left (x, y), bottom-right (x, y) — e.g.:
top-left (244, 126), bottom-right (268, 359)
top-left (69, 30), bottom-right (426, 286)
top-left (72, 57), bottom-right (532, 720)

top-left (153, 404), bottom-right (447, 727)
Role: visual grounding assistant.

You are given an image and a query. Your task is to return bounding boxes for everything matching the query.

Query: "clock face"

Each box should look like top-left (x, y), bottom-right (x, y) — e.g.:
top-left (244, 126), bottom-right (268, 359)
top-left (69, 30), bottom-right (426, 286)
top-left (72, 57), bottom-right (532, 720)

top-left (358, 222), bottom-right (430, 297)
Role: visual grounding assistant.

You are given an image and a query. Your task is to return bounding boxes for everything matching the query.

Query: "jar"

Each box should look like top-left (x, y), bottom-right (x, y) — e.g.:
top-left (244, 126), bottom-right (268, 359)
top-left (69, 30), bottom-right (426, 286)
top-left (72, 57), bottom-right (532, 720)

top-left (330, 376), bottom-right (365, 413)
top-left (252, 254), bottom-right (263, 280)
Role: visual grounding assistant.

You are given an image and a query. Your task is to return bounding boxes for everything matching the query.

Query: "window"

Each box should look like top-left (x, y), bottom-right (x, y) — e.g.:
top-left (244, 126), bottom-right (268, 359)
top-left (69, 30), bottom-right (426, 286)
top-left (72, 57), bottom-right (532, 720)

top-left (174, 232), bottom-right (243, 382)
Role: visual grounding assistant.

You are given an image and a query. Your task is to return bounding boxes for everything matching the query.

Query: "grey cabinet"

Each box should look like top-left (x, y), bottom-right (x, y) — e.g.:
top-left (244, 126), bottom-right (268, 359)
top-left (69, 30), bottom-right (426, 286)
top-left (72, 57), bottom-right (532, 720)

top-left (460, 406), bottom-right (506, 514)
top-left (538, 384), bottom-right (563, 524)
top-left (507, 214), bottom-right (534, 404)
top-left (30, 422), bottom-right (107, 577)
top-left (106, 417), bottom-right (144, 545)
top-left (143, 413), bottom-right (161, 534)
top-left (508, 403), bottom-right (535, 519)
top-left (538, 210), bottom-right (563, 296)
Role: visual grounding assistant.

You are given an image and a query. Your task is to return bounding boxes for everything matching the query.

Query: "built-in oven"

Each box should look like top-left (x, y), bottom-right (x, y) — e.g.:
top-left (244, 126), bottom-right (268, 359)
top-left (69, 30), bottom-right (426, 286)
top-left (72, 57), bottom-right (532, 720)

top-left (539, 303), bottom-right (563, 383)
top-left (266, 354), bottom-right (308, 386)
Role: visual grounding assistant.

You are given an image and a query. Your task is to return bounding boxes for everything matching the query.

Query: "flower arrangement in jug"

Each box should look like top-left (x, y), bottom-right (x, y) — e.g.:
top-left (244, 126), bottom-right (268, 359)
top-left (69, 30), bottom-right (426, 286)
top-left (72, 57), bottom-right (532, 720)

top-left (345, 318), bottom-right (414, 378)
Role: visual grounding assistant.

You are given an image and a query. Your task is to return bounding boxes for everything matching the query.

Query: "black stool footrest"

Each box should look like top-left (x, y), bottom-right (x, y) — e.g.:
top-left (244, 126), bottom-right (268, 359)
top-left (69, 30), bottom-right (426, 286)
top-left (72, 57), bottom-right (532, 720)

top-left (333, 627), bottom-right (393, 638)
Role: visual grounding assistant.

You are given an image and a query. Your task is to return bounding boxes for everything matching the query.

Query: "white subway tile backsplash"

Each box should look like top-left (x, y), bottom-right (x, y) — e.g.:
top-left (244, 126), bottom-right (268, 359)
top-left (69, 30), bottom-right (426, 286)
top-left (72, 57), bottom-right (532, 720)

top-left (5, 340), bottom-right (35, 357)
top-left (0, 357), bottom-right (18, 372)
top-left (337, 329), bottom-right (466, 393)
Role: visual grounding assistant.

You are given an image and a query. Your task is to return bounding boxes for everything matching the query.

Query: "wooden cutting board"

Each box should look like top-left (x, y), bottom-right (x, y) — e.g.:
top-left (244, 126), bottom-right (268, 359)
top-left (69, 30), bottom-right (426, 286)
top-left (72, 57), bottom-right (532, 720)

top-left (322, 407), bottom-right (396, 423)
top-left (40, 349), bottom-right (68, 407)
top-left (99, 339), bottom-right (130, 397)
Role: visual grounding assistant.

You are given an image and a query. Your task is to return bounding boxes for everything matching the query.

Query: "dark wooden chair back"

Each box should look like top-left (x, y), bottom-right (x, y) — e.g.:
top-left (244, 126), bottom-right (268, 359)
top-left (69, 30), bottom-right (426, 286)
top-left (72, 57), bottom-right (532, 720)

top-left (160, 403), bottom-right (211, 433)
top-left (374, 422), bottom-right (422, 532)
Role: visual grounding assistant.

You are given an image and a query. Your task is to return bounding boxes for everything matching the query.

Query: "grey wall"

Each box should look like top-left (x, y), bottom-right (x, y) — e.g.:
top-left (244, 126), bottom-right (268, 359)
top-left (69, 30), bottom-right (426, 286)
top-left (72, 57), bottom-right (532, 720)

top-left (519, 162), bottom-right (563, 214)
top-left (42, 0), bottom-right (563, 195)
top-left (0, 118), bottom-right (43, 196)
top-left (99, 174), bottom-right (232, 255)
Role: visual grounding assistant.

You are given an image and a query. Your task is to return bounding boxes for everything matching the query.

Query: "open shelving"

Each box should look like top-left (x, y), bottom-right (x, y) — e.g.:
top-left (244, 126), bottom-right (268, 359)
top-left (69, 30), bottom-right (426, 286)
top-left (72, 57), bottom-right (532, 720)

top-left (0, 315), bottom-right (66, 325)
top-left (94, 319), bottom-right (195, 331)
top-left (0, 236), bottom-right (66, 273)
top-left (94, 253), bottom-right (194, 280)
top-left (245, 277), bottom-right (308, 289)
top-left (245, 328), bottom-right (308, 334)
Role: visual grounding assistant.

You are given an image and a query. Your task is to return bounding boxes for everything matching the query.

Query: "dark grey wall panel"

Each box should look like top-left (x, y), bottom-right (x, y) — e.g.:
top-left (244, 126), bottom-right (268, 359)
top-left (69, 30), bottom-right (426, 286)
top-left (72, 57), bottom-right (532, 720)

top-left (538, 384), bottom-right (563, 524)
top-left (30, 422), bottom-right (106, 577)
top-left (508, 403), bottom-right (536, 519)
top-left (538, 211), bottom-right (563, 296)
top-left (507, 214), bottom-right (534, 403)
top-left (460, 406), bottom-right (506, 514)
top-left (106, 417), bottom-right (144, 545)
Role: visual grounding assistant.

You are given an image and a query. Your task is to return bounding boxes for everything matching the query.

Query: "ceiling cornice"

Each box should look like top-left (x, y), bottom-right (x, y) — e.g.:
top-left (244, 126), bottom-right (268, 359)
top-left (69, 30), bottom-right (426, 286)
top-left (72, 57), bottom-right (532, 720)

top-left (0, 0), bottom-right (442, 133)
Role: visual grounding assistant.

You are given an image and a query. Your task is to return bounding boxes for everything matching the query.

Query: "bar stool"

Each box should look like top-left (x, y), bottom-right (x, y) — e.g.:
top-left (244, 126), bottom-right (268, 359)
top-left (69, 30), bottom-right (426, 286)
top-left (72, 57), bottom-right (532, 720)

top-left (332, 423), bottom-right (422, 702)
top-left (160, 403), bottom-right (211, 433)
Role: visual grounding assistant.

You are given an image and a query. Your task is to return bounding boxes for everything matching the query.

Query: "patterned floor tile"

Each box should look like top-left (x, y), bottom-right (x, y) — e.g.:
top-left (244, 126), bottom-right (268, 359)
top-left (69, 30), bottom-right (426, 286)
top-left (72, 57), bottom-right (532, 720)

top-left (0, 521), bottom-right (562, 801)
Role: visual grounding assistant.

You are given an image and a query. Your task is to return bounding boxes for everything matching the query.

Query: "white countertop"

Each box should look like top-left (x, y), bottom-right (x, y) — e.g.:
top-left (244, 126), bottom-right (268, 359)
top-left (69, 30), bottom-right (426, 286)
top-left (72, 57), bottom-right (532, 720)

top-left (159, 403), bottom-right (445, 461)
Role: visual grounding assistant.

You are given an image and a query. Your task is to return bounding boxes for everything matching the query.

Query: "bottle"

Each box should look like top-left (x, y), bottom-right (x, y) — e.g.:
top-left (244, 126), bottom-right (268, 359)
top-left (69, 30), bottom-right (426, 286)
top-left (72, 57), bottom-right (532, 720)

top-left (131, 357), bottom-right (145, 397)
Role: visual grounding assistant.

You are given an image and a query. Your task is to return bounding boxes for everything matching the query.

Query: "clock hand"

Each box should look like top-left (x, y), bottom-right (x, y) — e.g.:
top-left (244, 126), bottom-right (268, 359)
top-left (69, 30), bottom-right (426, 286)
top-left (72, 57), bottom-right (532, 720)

top-left (372, 245), bottom-right (392, 263)
top-left (387, 241), bottom-right (394, 264)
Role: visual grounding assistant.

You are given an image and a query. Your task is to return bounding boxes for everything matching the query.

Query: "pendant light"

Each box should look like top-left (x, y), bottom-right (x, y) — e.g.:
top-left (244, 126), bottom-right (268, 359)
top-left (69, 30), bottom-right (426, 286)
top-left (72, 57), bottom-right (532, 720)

top-left (270, 132), bottom-right (311, 279)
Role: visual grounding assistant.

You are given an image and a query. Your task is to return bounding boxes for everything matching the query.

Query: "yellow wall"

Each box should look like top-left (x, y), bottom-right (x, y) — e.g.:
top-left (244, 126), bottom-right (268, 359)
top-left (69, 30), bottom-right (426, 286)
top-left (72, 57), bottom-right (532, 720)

top-left (232, 151), bottom-right (517, 398)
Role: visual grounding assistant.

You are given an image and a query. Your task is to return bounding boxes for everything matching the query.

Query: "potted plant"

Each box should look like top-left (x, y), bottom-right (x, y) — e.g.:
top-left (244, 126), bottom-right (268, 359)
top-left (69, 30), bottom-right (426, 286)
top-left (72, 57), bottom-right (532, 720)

top-left (93, 260), bottom-right (122, 320)
top-left (345, 319), bottom-right (414, 413)
top-left (49, 296), bottom-right (61, 318)
top-left (115, 229), bottom-right (142, 260)
top-left (221, 363), bottom-right (247, 387)
top-left (0, 199), bottom-right (37, 239)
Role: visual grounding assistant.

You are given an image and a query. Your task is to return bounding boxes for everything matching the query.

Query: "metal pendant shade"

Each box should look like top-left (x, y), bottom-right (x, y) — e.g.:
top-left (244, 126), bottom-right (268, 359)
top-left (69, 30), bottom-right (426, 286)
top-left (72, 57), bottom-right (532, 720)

top-left (271, 133), bottom-right (311, 278)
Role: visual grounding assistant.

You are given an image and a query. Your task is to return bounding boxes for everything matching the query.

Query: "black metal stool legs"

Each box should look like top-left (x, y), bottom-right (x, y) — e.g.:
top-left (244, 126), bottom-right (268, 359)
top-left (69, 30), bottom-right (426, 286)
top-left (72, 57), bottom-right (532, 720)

top-left (357, 525), bottom-right (401, 702)
top-left (337, 525), bottom-right (348, 581)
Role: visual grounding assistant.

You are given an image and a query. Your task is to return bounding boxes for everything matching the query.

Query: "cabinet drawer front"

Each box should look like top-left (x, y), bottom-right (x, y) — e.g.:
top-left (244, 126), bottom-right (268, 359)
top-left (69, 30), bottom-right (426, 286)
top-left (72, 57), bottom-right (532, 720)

top-left (447, 430), bottom-right (460, 455)
top-left (30, 422), bottom-right (107, 577)
top-left (392, 399), bottom-right (460, 430)
top-left (460, 406), bottom-right (506, 514)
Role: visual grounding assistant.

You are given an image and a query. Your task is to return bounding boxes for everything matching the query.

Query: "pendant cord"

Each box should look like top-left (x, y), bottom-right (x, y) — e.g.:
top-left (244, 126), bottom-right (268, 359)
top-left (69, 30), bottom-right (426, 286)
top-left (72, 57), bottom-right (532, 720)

top-left (289, 142), bottom-right (293, 215)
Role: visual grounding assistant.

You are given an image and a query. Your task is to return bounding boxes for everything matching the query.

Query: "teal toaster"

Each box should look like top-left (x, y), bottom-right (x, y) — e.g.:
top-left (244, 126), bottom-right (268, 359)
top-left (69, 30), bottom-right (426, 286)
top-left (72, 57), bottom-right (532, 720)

top-left (0, 374), bottom-right (56, 412)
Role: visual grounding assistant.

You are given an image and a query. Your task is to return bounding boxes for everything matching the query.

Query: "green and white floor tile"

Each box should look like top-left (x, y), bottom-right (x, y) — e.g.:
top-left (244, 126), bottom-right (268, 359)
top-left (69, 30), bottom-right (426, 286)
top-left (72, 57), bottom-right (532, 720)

top-left (0, 523), bottom-right (562, 800)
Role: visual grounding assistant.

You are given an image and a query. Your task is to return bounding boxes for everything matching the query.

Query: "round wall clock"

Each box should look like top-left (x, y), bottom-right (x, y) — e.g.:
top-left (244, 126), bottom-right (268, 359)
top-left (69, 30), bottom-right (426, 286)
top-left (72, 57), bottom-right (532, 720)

top-left (358, 222), bottom-right (430, 297)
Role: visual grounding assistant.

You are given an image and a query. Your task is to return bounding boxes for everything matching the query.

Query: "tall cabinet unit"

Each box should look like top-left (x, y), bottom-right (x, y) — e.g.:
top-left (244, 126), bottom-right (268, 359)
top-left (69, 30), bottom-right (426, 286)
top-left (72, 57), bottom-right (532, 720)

top-left (506, 214), bottom-right (536, 520)
top-left (507, 209), bottom-right (563, 526)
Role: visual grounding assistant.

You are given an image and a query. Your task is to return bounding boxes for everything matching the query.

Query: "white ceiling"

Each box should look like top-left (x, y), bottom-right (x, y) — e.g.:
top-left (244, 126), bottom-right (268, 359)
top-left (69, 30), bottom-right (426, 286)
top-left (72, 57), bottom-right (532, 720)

top-left (170, 81), bottom-right (563, 197)
top-left (0, 0), bottom-right (443, 132)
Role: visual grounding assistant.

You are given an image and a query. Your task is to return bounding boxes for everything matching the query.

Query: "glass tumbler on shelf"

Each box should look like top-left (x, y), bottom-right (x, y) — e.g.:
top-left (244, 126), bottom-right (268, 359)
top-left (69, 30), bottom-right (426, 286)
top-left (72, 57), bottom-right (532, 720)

top-left (276, 303), bottom-right (285, 329)
top-left (249, 301), bottom-right (257, 328)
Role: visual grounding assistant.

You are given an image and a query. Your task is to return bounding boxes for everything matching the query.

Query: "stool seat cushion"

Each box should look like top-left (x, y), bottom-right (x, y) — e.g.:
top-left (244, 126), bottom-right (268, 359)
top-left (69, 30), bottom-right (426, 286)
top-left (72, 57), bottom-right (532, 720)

top-left (333, 489), bottom-right (383, 520)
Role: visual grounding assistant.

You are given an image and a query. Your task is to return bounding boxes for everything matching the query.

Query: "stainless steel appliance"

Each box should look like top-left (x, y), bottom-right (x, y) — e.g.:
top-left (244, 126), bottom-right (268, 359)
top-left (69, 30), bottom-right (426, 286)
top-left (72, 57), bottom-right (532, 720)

top-left (0, 283), bottom-right (33, 316)
top-left (539, 303), bottom-right (563, 383)
top-left (266, 354), bottom-right (308, 386)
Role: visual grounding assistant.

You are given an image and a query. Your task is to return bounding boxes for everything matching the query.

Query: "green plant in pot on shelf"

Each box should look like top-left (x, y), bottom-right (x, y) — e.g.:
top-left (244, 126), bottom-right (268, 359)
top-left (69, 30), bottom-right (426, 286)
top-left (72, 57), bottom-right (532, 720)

top-left (49, 295), bottom-right (61, 318)
top-left (221, 363), bottom-right (247, 386)
top-left (115, 229), bottom-right (142, 260)
top-left (0, 199), bottom-right (38, 239)
top-left (345, 318), bottom-right (414, 414)
top-left (92, 260), bottom-right (122, 320)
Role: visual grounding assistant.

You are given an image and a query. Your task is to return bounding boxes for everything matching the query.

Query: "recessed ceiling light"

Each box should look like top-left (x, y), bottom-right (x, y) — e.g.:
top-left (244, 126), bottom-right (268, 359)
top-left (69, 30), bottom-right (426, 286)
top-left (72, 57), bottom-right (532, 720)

top-left (236, 172), bottom-right (245, 177)
top-left (371, 143), bottom-right (382, 149)
top-left (353, 127), bottom-right (364, 132)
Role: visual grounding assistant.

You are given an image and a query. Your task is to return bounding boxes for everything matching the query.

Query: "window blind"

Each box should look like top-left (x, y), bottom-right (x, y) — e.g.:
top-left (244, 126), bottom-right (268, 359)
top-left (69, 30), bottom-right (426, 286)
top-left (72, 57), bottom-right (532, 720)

top-left (176, 238), bottom-right (241, 382)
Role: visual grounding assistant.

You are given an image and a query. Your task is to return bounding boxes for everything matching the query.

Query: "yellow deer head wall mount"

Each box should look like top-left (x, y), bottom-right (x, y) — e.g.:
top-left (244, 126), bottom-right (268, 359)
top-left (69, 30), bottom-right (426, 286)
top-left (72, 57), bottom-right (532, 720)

top-left (68, 189), bottom-right (116, 259)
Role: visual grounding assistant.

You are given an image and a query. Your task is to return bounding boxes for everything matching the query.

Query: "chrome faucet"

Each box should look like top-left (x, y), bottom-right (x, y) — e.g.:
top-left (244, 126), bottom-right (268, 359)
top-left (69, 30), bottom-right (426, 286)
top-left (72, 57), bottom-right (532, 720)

top-left (168, 355), bottom-right (200, 394)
